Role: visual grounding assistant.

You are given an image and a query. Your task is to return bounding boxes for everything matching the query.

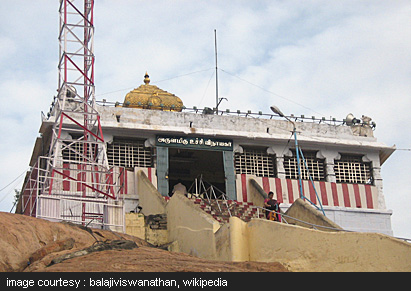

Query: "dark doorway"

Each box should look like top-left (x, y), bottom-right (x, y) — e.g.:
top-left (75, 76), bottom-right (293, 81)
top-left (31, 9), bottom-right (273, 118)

top-left (168, 148), bottom-right (226, 196)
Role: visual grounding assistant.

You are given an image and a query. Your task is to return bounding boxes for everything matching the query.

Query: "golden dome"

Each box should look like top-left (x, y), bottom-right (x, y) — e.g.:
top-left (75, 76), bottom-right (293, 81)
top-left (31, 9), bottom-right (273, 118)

top-left (123, 72), bottom-right (184, 111)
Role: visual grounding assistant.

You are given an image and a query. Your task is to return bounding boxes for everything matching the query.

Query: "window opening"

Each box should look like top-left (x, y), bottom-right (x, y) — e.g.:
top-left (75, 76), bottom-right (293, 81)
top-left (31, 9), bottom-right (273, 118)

top-left (62, 140), bottom-right (86, 163)
top-left (107, 139), bottom-right (153, 168)
top-left (235, 147), bottom-right (275, 177)
top-left (334, 154), bottom-right (373, 184)
top-left (62, 134), bottom-right (92, 163)
top-left (284, 150), bottom-right (325, 181)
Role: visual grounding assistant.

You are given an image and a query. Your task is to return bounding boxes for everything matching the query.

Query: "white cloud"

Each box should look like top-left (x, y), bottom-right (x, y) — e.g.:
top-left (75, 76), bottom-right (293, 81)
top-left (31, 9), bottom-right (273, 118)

top-left (0, 37), bottom-right (16, 65)
top-left (0, 0), bottom-right (410, 238)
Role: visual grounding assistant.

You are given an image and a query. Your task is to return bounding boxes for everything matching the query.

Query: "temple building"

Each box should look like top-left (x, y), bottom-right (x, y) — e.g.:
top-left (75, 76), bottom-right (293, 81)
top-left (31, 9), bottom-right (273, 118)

top-left (19, 73), bottom-right (395, 235)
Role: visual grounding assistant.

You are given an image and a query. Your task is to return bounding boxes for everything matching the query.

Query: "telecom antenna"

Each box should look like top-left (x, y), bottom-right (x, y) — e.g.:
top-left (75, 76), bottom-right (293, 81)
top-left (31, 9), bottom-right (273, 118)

top-left (20, 0), bottom-right (124, 231)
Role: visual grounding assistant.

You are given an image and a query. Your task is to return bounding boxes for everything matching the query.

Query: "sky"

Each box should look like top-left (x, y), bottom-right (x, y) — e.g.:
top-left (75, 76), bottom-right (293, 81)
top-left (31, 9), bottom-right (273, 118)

top-left (0, 0), bottom-right (410, 238)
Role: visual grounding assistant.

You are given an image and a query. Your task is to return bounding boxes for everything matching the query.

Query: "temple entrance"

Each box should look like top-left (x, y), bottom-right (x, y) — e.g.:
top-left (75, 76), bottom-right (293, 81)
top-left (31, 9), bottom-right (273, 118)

top-left (168, 148), bottom-right (226, 196)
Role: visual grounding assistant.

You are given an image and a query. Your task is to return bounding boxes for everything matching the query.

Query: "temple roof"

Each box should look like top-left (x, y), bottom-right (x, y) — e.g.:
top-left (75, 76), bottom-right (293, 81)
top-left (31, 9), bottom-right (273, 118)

top-left (122, 72), bottom-right (183, 111)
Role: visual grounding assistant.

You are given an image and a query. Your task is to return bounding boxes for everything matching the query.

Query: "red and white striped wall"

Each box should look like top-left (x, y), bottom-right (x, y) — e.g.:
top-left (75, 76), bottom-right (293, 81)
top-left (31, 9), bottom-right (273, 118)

top-left (54, 165), bottom-right (135, 196)
top-left (55, 165), bottom-right (379, 210)
top-left (236, 174), bottom-right (379, 210)
top-left (56, 165), bottom-right (157, 196)
top-left (134, 167), bottom-right (157, 189)
top-left (112, 167), bottom-right (157, 196)
top-left (100, 167), bottom-right (157, 196)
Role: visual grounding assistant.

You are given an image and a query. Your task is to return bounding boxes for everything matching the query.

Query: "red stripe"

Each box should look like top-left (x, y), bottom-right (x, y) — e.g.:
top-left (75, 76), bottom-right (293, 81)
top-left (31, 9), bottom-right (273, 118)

top-left (63, 163), bottom-right (70, 191)
top-left (148, 167), bottom-right (152, 183)
top-left (119, 168), bottom-right (126, 195)
top-left (342, 183), bottom-right (351, 207)
top-left (275, 178), bottom-right (283, 203)
top-left (287, 179), bottom-right (294, 203)
top-left (262, 177), bottom-right (270, 194)
top-left (124, 168), bottom-right (128, 195)
top-left (331, 182), bottom-right (339, 206)
top-left (52, 169), bottom-right (116, 200)
top-left (364, 184), bottom-right (374, 209)
top-left (241, 174), bottom-right (248, 202)
top-left (319, 181), bottom-right (328, 206)
top-left (353, 184), bottom-right (361, 208)
top-left (308, 181), bottom-right (317, 204)
top-left (77, 164), bottom-right (82, 191)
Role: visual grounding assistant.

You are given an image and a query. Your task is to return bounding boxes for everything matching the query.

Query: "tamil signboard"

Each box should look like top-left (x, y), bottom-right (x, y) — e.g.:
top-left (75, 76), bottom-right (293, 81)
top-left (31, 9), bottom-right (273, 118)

top-left (156, 135), bottom-right (233, 151)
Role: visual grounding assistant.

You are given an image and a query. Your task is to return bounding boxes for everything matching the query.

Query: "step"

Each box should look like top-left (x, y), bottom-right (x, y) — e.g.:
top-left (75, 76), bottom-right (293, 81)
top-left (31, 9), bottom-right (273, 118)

top-left (193, 199), bottom-right (262, 223)
top-left (164, 196), bottom-right (265, 223)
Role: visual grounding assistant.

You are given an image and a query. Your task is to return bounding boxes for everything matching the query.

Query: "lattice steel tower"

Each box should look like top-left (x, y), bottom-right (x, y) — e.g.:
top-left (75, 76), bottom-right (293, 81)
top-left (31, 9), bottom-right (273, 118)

top-left (21, 0), bottom-right (124, 231)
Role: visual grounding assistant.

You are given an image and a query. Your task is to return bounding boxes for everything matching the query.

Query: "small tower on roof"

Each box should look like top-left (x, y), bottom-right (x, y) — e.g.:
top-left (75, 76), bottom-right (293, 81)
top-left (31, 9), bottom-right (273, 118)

top-left (123, 72), bottom-right (184, 111)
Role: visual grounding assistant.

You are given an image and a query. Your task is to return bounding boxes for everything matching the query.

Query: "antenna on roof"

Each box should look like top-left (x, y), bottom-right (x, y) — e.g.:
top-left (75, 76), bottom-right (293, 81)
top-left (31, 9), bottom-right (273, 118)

top-left (214, 29), bottom-right (219, 113)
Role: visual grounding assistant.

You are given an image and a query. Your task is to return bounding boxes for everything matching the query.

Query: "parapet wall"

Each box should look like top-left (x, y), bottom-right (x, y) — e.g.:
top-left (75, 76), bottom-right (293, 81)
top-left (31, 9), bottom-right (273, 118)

top-left (98, 105), bottom-right (380, 145)
top-left (166, 202), bottom-right (410, 271)
top-left (136, 170), bottom-right (166, 216)
top-left (284, 198), bottom-right (343, 231)
top-left (166, 192), bottom-right (220, 260)
top-left (133, 176), bottom-right (410, 271)
top-left (246, 219), bottom-right (411, 271)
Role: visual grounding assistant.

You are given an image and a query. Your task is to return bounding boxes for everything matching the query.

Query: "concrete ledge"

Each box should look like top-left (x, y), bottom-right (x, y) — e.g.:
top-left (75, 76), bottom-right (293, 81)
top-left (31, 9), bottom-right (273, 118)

top-left (248, 179), bottom-right (267, 207)
top-left (247, 218), bottom-right (411, 271)
top-left (137, 170), bottom-right (166, 215)
top-left (228, 217), bottom-right (249, 262)
top-left (285, 198), bottom-right (343, 232)
top-left (166, 192), bottom-right (221, 260)
top-left (163, 195), bottom-right (410, 271)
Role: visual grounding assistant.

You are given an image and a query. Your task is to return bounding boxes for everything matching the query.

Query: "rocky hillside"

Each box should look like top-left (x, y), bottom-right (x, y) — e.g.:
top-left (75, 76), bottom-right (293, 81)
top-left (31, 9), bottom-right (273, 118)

top-left (0, 212), bottom-right (287, 272)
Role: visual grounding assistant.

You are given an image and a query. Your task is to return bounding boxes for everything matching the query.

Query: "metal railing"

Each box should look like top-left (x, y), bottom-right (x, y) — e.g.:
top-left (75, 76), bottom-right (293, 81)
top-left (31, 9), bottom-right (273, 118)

top-left (255, 205), bottom-right (357, 232)
top-left (188, 175), bottom-right (232, 218)
top-left (20, 156), bottom-right (126, 231)
top-left (255, 205), bottom-right (354, 232)
top-left (255, 206), bottom-right (287, 224)
top-left (91, 101), bottom-right (348, 126)
top-left (36, 195), bottom-right (124, 232)
top-left (254, 206), bottom-right (411, 244)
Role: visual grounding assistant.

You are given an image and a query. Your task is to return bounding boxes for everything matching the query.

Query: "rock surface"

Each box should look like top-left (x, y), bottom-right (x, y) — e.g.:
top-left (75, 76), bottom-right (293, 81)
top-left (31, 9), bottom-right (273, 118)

top-left (0, 212), bottom-right (287, 272)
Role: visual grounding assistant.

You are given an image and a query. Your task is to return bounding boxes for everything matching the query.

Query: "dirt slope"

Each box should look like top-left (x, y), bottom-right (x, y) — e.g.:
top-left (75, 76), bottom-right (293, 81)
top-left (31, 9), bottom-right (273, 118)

top-left (39, 247), bottom-right (286, 272)
top-left (0, 212), bottom-right (287, 272)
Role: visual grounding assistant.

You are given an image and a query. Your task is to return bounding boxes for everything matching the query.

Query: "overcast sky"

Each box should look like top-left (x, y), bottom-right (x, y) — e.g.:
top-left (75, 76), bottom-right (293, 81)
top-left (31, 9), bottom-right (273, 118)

top-left (0, 0), bottom-right (410, 238)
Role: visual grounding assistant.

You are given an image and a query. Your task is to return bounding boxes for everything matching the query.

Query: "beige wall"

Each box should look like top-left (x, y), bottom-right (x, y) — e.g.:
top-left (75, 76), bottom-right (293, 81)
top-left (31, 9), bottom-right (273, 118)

top-left (164, 194), bottom-right (410, 271)
top-left (132, 174), bottom-right (411, 271)
top-left (166, 192), bottom-right (220, 260)
top-left (227, 217), bottom-right (249, 262)
top-left (284, 198), bottom-right (343, 232)
top-left (247, 219), bottom-right (411, 271)
top-left (164, 195), bottom-right (411, 271)
top-left (125, 212), bottom-right (169, 246)
top-left (145, 227), bottom-right (168, 246)
top-left (214, 223), bottom-right (230, 260)
top-left (136, 170), bottom-right (166, 215)
top-left (125, 213), bottom-right (145, 239)
top-left (248, 179), bottom-right (266, 207)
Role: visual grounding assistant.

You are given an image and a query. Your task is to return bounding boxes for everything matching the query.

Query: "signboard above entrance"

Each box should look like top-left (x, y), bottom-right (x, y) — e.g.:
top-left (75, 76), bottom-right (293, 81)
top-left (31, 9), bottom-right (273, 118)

top-left (156, 135), bottom-right (233, 151)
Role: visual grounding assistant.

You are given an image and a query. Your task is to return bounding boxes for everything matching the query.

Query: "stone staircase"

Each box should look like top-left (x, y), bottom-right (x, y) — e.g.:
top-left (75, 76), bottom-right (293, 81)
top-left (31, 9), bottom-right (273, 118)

top-left (196, 198), bottom-right (265, 224)
top-left (165, 196), bottom-right (264, 224)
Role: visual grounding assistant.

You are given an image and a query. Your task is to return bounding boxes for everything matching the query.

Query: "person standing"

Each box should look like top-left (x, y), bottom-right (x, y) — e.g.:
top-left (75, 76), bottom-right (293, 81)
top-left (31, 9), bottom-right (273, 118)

top-left (264, 191), bottom-right (280, 221)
